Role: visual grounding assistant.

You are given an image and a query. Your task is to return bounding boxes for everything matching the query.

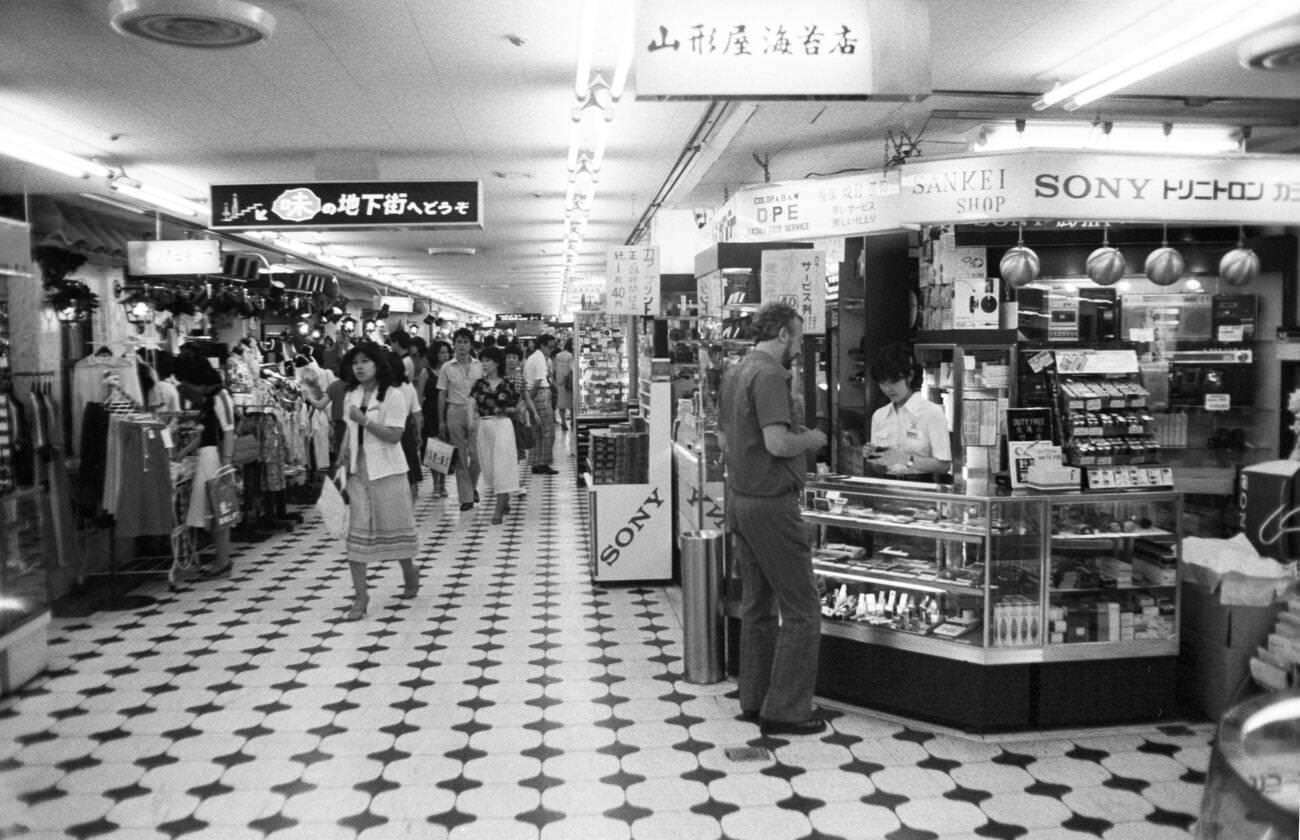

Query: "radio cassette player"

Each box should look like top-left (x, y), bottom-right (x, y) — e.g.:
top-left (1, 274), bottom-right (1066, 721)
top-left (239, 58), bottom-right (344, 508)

top-left (1167, 347), bottom-right (1255, 408)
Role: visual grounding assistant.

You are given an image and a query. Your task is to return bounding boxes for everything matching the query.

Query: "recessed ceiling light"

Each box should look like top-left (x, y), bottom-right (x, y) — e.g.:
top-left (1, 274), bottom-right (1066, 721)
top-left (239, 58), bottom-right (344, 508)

top-left (427, 247), bottom-right (478, 256)
top-left (108, 0), bottom-right (276, 48)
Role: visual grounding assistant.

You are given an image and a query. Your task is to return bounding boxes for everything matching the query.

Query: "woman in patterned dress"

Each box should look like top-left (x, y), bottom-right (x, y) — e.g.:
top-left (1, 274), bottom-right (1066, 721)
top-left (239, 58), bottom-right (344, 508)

top-left (469, 345), bottom-right (522, 525)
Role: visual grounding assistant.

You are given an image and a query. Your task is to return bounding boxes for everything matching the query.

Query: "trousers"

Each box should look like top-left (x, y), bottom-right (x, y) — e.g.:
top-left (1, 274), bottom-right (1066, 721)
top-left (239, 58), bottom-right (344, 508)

top-left (444, 404), bottom-right (480, 502)
top-left (729, 490), bottom-right (821, 723)
top-left (530, 392), bottom-right (555, 467)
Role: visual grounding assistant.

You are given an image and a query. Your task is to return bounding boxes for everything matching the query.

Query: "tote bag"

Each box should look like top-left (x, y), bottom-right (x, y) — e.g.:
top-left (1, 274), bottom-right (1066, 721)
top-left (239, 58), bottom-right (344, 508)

top-left (316, 468), bottom-right (350, 539)
top-left (423, 437), bottom-right (458, 475)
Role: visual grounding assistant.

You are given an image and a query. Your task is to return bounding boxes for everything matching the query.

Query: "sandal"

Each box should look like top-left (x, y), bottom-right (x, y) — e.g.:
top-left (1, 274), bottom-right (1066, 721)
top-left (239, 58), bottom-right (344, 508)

top-left (342, 597), bottom-right (368, 621)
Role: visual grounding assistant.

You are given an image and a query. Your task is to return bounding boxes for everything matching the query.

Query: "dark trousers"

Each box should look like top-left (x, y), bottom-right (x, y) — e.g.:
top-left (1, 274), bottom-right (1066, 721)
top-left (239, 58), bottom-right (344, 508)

top-left (729, 490), bottom-right (821, 723)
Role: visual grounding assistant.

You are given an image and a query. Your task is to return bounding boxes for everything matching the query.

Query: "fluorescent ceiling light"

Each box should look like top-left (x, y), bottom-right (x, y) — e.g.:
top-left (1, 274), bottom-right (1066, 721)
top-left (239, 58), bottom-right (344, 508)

top-left (974, 121), bottom-right (1239, 154)
top-left (0, 129), bottom-right (112, 179)
top-left (110, 177), bottom-right (205, 217)
top-left (1034, 0), bottom-right (1299, 110)
top-left (80, 192), bottom-right (148, 214)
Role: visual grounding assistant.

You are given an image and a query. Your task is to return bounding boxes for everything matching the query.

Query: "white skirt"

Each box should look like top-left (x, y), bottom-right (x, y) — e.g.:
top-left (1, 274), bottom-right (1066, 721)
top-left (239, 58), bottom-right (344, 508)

top-left (476, 415), bottom-right (520, 495)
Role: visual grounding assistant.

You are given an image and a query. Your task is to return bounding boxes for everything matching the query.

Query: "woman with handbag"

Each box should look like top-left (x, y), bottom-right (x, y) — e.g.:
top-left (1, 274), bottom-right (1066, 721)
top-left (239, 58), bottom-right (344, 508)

top-left (334, 342), bottom-right (419, 620)
top-left (469, 345), bottom-right (522, 525)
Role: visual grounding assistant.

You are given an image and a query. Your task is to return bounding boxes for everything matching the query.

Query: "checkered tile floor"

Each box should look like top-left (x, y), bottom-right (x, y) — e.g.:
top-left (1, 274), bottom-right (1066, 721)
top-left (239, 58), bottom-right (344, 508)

top-left (0, 436), bottom-right (1211, 839)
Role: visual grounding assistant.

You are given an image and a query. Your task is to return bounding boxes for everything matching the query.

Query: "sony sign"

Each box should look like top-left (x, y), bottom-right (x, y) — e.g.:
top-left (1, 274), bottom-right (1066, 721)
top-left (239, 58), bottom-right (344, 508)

top-left (598, 488), bottom-right (667, 567)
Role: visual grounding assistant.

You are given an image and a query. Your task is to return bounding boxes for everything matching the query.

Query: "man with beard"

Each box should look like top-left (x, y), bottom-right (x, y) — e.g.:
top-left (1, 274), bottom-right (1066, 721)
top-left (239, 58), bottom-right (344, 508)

top-left (719, 301), bottom-right (828, 736)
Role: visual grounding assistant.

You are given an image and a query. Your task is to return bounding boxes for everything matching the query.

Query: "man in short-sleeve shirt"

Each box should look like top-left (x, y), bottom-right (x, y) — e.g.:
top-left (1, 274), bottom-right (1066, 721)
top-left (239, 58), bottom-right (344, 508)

top-left (719, 302), bottom-right (828, 736)
top-left (437, 329), bottom-right (483, 509)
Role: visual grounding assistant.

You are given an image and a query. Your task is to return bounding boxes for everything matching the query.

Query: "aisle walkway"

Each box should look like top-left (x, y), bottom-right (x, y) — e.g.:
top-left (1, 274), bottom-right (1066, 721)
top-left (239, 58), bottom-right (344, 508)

top-left (1, 434), bottom-right (1211, 839)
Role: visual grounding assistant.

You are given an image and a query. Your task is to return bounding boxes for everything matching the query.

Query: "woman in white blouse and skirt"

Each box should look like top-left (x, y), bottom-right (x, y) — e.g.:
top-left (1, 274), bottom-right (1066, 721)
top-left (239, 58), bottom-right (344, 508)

top-left (335, 342), bottom-right (419, 620)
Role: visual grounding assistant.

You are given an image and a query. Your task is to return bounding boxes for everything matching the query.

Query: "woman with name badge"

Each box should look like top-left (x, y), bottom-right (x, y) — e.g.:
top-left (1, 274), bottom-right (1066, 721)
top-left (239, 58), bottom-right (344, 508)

top-left (866, 342), bottom-right (952, 481)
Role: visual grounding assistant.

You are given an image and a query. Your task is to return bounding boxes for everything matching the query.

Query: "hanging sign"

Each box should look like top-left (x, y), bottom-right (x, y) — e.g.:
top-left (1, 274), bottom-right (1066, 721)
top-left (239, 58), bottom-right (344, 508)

top-left (605, 246), bottom-right (660, 316)
top-left (210, 180), bottom-right (483, 229)
top-left (634, 0), bottom-right (930, 99)
top-left (126, 240), bottom-right (222, 276)
top-left (714, 171), bottom-right (901, 243)
top-left (897, 150), bottom-right (1300, 224)
top-left (761, 249), bottom-right (826, 335)
top-left (696, 271), bottom-right (725, 318)
top-left (0, 217), bottom-right (33, 279)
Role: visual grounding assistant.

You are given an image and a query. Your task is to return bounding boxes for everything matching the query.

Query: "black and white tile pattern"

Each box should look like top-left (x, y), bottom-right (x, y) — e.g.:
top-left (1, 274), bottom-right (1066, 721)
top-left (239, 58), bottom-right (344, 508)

top-left (0, 439), bottom-right (1210, 838)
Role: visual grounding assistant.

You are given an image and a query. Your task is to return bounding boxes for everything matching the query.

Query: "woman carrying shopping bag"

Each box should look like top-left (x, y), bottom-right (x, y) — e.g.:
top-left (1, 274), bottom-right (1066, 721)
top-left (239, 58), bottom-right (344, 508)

top-left (334, 342), bottom-right (419, 620)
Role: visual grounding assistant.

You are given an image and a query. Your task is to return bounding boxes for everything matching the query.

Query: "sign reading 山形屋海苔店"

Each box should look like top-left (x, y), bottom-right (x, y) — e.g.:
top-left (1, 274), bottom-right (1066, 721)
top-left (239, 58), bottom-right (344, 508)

top-left (633, 0), bottom-right (931, 99)
top-left (208, 181), bottom-right (482, 230)
top-left (897, 151), bottom-right (1300, 225)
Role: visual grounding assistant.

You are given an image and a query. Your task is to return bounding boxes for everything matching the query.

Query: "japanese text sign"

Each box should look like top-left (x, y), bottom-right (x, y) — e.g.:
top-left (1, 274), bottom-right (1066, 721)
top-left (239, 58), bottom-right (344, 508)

top-left (713, 171), bottom-right (900, 243)
top-left (898, 150), bottom-right (1300, 224)
top-left (605, 246), bottom-right (660, 316)
top-left (761, 249), bottom-right (826, 335)
top-left (210, 180), bottom-right (482, 229)
top-left (634, 0), bottom-right (930, 98)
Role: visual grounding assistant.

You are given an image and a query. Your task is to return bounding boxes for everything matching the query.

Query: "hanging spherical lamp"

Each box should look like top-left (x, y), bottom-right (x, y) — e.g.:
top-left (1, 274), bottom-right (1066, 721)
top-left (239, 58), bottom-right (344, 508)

top-left (1220, 229), bottom-right (1260, 286)
top-left (1144, 226), bottom-right (1184, 286)
top-left (1086, 225), bottom-right (1126, 286)
top-left (999, 225), bottom-right (1039, 287)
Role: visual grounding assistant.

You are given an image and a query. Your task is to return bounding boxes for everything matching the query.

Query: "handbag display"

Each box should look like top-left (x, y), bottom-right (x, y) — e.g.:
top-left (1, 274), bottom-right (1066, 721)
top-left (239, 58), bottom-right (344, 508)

top-left (423, 437), bottom-right (458, 475)
top-left (315, 467), bottom-right (349, 539)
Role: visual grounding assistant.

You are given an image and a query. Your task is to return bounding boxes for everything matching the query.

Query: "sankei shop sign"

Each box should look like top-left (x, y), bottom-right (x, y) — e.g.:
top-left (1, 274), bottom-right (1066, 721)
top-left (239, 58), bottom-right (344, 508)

top-left (209, 180), bottom-right (482, 230)
top-left (897, 151), bottom-right (1300, 224)
top-left (634, 0), bottom-right (930, 98)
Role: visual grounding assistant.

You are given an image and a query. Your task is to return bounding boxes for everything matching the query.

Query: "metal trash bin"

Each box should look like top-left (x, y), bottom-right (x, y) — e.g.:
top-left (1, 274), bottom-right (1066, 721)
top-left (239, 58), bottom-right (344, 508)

top-left (681, 529), bottom-right (726, 684)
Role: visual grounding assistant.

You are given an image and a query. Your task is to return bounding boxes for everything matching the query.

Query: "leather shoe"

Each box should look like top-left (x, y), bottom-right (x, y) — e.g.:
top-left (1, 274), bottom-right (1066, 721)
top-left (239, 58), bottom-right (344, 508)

top-left (738, 709), bottom-right (760, 724)
top-left (531, 465), bottom-right (558, 475)
top-left (759, 716), bottom-right (827, 737)
top-left (460, 502), bottom-right (474, 511)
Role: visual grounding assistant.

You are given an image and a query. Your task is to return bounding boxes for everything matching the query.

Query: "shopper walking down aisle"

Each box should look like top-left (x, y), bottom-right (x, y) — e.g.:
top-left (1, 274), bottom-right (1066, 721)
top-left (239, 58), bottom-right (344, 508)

top-left (470, 346), bottom-right (523, 524)
top-left (720, 302), bottom-right (828, 736)
top-left (423, 339), bottom-right (452, 498)
top-left (388, 353), bottom-right (424, 505)
top-left (504, 342), bottom-right (534, 464)
top-left (554, 338), bottom-right (574, 431)
top-left (526, 333), bottom-right (558, 475)
top-left (438, 328), bottom-right (483, 510)
top-left (336, 342), bottom-right (419, 621)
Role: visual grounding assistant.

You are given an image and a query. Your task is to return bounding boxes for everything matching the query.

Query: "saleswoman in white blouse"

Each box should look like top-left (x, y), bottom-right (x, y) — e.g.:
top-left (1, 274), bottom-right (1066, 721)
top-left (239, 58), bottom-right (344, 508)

top-left (866, 342), bottom-right (952, 480)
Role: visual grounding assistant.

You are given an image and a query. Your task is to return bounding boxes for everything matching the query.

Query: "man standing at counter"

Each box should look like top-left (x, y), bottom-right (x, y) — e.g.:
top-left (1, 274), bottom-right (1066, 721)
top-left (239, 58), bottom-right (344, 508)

top-left (867, 342), bottom-right (952, 480)
top-left (720, 302), bottom-right (829, 736)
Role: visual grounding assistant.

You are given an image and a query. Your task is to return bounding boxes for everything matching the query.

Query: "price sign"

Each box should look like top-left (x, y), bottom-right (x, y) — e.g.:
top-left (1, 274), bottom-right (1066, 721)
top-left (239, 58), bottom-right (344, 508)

top-left (1026, 350), bottom-right (1054, 373)
top-left (1217, 325), bottom-right (1245, 342)
top-left (760, 249), bottom-right (826, 335)
top-left (1205, 393), bottom-right (1231, 412)
top-left (605, 246), bottom-right (660, 316)
top-left (1128, 327), bottom-right (1156, 343)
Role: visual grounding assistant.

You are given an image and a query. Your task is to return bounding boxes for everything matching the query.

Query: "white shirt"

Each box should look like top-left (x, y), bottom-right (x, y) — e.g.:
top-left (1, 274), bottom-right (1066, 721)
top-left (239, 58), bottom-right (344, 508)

top-left (523, 349), bottom-right (551, 392)
top-left (344, 385), bottom-right (410, 480)
top-left (871, 391), bottom-right (952, 462)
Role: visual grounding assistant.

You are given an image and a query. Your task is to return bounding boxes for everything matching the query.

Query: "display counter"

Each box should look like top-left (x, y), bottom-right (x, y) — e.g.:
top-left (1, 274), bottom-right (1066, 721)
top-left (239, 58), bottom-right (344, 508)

top-left (725, 475), bottom-right (1184, 731)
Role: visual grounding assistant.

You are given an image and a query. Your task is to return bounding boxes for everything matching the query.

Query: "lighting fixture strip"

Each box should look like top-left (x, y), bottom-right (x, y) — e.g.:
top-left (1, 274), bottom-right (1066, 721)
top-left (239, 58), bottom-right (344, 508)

top-left (1034, 0), bottom-right (1300, 111)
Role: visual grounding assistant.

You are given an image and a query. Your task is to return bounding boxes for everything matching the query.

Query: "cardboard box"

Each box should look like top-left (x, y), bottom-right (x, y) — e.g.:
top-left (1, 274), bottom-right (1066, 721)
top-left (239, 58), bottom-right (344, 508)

top-left (1178, 580), bottom-right (1285, 720)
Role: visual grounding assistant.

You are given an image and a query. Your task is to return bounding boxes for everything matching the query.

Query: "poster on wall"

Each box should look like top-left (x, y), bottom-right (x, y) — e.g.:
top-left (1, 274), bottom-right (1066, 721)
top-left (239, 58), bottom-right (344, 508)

top-left (605, 246), bottom-right (660, 316)
top-left (760, 249), bottom-right (826, 335)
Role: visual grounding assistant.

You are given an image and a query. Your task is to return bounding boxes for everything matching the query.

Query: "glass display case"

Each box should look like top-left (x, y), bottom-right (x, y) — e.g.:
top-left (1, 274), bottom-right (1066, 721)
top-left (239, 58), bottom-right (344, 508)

top-left (803, 476), bottom-right (1043, 664)
top-left (1047, 492), bottom-right (1180, 654)
top-left (798, 476), bottom-right (1181, 665)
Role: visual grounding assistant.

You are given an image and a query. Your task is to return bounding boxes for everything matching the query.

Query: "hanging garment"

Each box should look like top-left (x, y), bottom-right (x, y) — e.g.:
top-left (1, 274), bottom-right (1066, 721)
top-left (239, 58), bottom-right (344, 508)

top-left (114, 419), bottom-right (174, 538)
top-left (70, 353), bottom-right (143, 450)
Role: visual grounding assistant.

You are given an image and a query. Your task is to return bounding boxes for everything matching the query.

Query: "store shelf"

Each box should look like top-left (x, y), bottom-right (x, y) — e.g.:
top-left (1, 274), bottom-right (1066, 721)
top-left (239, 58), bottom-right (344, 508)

top-left (1041, 638), bottom-right (1179, 661)
top-left (1050, 528), bottom-right (1175, 542)
top-left (805, 510), bottom-right (986, 543)
top-left (1050, 584), bottom-right (1177, 593)
top-left (814, 560), bottom-right (986, 597)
